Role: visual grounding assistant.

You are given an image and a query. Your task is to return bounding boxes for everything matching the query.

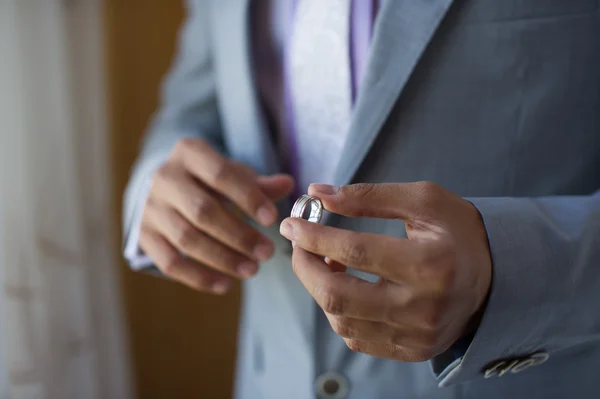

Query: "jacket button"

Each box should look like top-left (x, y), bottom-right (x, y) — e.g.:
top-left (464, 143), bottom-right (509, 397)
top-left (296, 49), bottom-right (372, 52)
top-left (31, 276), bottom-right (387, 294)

top-left (315, 371), bottom-right (349, 399)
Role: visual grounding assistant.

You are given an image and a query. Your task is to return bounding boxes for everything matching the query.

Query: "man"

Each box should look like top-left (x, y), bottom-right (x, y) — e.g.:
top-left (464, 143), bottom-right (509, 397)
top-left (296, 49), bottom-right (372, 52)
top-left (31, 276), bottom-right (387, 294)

top-left (123, 1), bottom-right (600, 398)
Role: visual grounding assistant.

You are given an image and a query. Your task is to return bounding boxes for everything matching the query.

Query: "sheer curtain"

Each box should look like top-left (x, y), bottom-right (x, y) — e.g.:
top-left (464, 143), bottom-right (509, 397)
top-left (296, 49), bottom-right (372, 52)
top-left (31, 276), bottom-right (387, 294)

top-left (0, 1), bottom-right (133, 398)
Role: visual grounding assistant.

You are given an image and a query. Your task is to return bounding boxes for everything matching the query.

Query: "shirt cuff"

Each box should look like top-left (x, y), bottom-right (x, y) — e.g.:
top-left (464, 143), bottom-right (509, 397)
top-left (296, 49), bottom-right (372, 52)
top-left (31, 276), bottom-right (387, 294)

top-left (430, 330), bottom-right (477, 377)
top-left (123, 176), bottom-right (154, 270)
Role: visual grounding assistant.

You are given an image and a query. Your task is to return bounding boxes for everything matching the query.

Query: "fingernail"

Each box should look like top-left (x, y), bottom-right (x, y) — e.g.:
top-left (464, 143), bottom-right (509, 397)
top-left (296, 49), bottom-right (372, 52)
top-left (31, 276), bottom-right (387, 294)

top-left (237, 261), bottom-right (258, 278)
top-left (279, 221), bottom-right (295, 239)
top-left (256, 204), bottom-right (277, 226)
top-left (310, 184), bottom-right (339, 196)
top-left (212, 280), bottom-right (230, 294)
top-left (254, 240), bottom-right (274, 261)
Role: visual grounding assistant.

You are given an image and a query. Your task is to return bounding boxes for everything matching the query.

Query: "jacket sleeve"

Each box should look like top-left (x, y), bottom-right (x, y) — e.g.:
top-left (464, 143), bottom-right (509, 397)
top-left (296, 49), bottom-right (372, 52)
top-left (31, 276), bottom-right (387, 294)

top-left (431, 190), bottom-right (600, 387)
top-left (122, 0), bottom-right (223, 271)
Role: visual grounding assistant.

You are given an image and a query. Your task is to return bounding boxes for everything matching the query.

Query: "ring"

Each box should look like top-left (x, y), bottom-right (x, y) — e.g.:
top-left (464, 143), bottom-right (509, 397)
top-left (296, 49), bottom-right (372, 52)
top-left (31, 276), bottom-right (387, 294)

top-left (291, 195), bottom-right (323, 223)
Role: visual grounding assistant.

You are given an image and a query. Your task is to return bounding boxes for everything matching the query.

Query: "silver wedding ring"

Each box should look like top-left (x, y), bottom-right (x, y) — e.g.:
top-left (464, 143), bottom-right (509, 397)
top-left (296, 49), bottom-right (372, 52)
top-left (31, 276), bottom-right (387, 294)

top-left (291, 195), bottom-right (323, 223)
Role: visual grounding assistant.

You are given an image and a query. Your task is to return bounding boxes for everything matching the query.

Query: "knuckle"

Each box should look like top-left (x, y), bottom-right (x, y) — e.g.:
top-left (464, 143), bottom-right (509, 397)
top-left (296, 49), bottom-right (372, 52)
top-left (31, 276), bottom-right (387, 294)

top-left (385, 294), bottom-right (411, 326)
top-left (347, 183), bottom-right (376, 199)
top-left (304, 234), bottom-right (322, 253)
top-left (437, 262), bottom-right (458, 292)
top-left (340, 184), bottom-right (376, 217)
top-left (190, 195), bottom-right (216, 222)
top-left (154, 163), bottom-right (173, 183)
top-left (386, 308), bottom-right (404, 327)
top-left (315, 284), bottom-right (348, 315)
top-left (344, 240), bottom-right (368, 266)
top-left (423, 253), bottom-right (458, 294)
top-left (345, 339), bottom-right (365, 353)
top-left (388, 329), bottom-right (406, 347)
top-left (415, 181), bottom-right (440, 198)
top-left (207, 158), bottom-right (231, 184)
top-left (413, 246), bottom-right (455, 285)
top-left (152, 164), bottom-right (183, 193)
top-left (421, 303), bottom-right (446, 331)
top-left (173, 225), bottom-right (198, 250)
top-left (414, 181), bottom-right (442, 211)
top-left (161, 252), bottom-right (182, 276)
top-left (331, 317), bottom-right (355, 338)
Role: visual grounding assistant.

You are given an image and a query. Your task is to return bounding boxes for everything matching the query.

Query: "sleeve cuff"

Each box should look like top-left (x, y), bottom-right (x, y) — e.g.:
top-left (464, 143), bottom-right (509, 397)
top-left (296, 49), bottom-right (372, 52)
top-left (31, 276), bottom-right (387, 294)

top-left (431, 197), bottom-right (569, 387)
top-left (123, 174), bottom-right (155, 271)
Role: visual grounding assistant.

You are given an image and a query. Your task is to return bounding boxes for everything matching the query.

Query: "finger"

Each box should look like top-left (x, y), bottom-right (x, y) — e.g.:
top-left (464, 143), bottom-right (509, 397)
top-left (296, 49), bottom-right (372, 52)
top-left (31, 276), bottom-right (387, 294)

top-left (326, 313), bottom-right (399, 345)
top-left (219, 173), bottom-right (294, 220)
top-left (230, 161), bottom-right (295, 201)
top-left (308, 182), bottom-right (446, 222)
top-left (342, 338), bottom-right (438, 362)
top-left (325, 313), bottom-right (439, 350)
top-left (291, 246), bottom-right (390, 321)
top-left (177, 139), bottom-right (278, 226)
top-left (281, 218), bottom-right (420, 282)
top-left (257, 174), bottom-right (295, 201)
top-left (152, 170), bottom-right (274, 261)
top-left (139, 228), bottom-right (231, 294)
top-left (145, 203), bottom-right (259, 279)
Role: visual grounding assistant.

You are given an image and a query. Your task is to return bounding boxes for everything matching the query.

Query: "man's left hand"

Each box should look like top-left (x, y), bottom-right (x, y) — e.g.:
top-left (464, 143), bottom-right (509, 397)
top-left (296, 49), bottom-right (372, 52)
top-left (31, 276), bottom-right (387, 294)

top-left (279, 182), bottom-right (492, 362)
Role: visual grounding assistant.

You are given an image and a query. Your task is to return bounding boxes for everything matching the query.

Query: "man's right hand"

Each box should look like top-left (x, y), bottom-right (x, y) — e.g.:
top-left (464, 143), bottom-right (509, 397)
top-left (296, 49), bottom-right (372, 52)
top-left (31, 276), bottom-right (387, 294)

top-left (139, 138), bottom-right (295, 294)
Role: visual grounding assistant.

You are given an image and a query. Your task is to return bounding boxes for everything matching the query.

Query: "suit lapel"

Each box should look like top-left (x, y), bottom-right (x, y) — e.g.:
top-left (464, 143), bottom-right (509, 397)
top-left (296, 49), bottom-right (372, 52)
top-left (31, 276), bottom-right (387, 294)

top-left (209, 0), bottom-right (279, 176)
top-left (212, 0), bottom-right (456, 193)
top-left (210, 0), bottom-right (315, 352)
top-left (331, 0), bottom-right (456, 191)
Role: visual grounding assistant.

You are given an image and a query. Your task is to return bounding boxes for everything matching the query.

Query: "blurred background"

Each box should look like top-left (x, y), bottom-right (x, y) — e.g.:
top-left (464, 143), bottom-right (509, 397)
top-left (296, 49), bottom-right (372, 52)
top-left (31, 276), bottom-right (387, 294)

top-left (0, 1), bottom-right (239, 398)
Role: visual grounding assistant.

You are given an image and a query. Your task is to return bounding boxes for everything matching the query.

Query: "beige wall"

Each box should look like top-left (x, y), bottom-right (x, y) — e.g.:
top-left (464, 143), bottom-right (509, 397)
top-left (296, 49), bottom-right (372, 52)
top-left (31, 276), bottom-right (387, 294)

top-left (104, 2), bottom-right (241, 398)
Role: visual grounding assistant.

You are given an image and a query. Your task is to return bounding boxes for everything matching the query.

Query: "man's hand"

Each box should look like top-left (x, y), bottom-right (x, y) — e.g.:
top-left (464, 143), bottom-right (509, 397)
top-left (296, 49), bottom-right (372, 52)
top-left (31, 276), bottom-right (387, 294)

top-left (139, 138), bottom-right (294, 294)
top-left (279, 182), bottom-right (492, 361)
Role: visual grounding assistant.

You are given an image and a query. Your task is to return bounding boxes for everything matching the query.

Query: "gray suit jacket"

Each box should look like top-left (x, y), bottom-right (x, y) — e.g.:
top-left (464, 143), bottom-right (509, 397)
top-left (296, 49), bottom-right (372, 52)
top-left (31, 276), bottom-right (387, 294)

top-left (124, 0), bottom-right (600, 398)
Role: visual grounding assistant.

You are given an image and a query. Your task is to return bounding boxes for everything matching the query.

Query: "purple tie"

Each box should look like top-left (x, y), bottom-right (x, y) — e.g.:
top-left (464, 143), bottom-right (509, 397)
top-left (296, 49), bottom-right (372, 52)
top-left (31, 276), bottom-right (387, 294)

top-left (286, 0), bottom-right (353, 194)
top-left (283, 0), bottom-right (377, 196)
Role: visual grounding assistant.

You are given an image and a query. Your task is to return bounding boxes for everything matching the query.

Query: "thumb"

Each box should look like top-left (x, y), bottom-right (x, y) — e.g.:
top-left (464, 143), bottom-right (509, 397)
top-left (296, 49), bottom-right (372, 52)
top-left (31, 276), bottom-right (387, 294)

top-left (307, 182), bottom-right (436, 221)
top-left (257, 174), bottom-right (295, 201)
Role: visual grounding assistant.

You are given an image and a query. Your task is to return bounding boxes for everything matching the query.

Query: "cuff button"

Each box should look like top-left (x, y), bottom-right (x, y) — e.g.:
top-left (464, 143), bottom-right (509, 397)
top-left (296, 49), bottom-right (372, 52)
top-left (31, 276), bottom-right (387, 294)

top-left (484, 351), bottom-right (549, 378)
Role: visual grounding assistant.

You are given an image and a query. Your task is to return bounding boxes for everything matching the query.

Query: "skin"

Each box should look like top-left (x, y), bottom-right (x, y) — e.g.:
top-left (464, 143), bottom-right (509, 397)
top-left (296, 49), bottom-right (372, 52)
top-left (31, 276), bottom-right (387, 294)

top-left (139, 138), bottom-right (294, 294)
top-left (280, 182), bottom-right (492, 362)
